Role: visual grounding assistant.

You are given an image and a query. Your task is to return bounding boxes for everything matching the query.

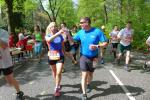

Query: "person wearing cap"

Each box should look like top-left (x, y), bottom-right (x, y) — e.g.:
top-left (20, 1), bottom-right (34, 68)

top-left (73, 17), bottom-right (107, 100)
top-left (0, 28), bottom-right (24, 99)
top-left (99, 25), bottom-right (109, 64)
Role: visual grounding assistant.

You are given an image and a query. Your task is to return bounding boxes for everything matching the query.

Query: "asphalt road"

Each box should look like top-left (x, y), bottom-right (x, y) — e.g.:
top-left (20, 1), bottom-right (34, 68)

top-left (0, 49), bottom-right (150, 100)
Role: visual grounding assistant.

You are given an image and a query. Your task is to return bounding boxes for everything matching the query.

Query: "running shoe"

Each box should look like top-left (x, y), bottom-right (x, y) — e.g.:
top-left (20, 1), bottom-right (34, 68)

top-left (81, 94), bottom-right (87, 100)
top-left (86, 84), bottom-right (92, 93)
top-left (143, 62), bottom-right (148, 70)
top-left (16, 91), bottom-right (24, 99)
top-left (54, 88), bottom-right (61, 97)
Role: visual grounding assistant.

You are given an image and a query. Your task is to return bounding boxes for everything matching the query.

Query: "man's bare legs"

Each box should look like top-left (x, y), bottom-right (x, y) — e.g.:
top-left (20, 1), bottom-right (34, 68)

top-left (5, 73), bottom-right (24, 98)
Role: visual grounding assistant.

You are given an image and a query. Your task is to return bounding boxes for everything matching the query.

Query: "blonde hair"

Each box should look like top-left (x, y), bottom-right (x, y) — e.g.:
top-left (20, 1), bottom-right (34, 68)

top-left (46, 22), bottom-right (56, 35)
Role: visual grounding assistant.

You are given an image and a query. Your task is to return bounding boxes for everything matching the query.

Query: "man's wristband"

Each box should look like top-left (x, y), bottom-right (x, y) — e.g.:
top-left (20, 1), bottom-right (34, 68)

top-left (97, 45), bottom-right (100, 48)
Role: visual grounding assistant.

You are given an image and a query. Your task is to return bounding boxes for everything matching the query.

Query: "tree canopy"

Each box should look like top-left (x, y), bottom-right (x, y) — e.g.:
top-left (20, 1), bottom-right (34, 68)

top-left (0, 0), bottom-right (150, 50)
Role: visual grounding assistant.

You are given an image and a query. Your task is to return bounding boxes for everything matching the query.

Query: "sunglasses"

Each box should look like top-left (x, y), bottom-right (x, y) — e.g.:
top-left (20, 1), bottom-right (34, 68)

top-left (80, 21), bottom-right (87, 24)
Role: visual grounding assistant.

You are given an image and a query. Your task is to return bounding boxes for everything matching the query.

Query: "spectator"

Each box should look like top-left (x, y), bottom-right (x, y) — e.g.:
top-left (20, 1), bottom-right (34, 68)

top-left (9, 32), bottom-right (15, 48)
top-left (33, 25), bottom-right (43, 63)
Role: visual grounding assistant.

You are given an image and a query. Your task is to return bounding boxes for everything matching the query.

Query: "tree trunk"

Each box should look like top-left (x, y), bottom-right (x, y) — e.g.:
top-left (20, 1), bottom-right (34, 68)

top-left (5, 0), bottom-right (15, 34)
top-left (118, 0), bottom-right (122, 23)
top-left (126, 0), bottom-right (131, 20)
top-left (118, 0), bottom-right (122, 15)
top-left (103, 0), bottom-right (108, 24)
top-left (39, 0), bottom-right (52, 22)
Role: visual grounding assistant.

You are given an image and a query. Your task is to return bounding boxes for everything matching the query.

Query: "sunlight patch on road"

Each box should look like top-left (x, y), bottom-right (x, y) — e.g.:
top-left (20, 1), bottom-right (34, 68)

top-left (12, 93), bottom-right (16, 95)
top-left (40, 91), bottom-right (46, 95)
top-left (109, 70), bottom-right (136, 100)
top-left (0, 75), bottom-right (3, 79)
top-left (28, 81), bottom-right (35, 85)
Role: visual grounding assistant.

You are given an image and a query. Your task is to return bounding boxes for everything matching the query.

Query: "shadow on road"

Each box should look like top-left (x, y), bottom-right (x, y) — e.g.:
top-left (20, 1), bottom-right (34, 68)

top-left (35, 93), bottom-right (80, 100)
top-left (61, 81), bottom-right (108, 94)
top-left (23, 95), bottom-right (40, 100)
top-left (0, 78), bottom-right (6, 87)
top-left (89, 85), bottom-right (145, 99)
top-left (13, 59), bottom-right (51, 85)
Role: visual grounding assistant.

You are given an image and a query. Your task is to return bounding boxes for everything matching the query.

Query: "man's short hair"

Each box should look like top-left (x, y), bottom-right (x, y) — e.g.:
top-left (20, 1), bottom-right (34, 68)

top-left (61, 22), bottom-right (67, 27)
top-left (127, 21), bottom-right (132, 24)
top-left (81, 17), bottom-right (91, 24)
top-left (114, 25), bottom-right (118, 27)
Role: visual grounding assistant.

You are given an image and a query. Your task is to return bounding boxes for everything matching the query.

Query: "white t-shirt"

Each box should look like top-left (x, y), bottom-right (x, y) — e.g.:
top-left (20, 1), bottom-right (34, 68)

top-left (0, 29), bottom-right (13, 69)
top-left (146, 36), bottom-right (150, 46)
top-left (118, 28), bottom-right (134, 46)
top-left (18, 33), bottom-right (25, 40)
top-left (109, 30), bottom-right (119, 43)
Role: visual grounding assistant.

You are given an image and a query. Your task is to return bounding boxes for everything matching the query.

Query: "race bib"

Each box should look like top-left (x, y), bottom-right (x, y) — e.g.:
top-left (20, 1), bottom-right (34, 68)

top-left (123, 34), bottom-right (132, 43)
top-left (112, 35), bottom-right (117, 41)
top-left (48, 50), bottom-right (60, 60)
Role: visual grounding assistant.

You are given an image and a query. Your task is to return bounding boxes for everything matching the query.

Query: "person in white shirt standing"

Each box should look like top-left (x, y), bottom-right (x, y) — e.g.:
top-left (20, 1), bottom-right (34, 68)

top-left (117, 21), bottom-right (134, 71)
top-left (109, 25), bottom-right (119, 60)
top-left (0, 28), bottom-right (24, 99)
top-left (143, 36), bottom-right (150, 69)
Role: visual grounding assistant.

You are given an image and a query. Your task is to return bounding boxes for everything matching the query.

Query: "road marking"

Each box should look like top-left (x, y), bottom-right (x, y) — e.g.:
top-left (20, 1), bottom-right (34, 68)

top-left (12, 93), bottom-right (16, 95)
top-left (109, 70), bottom-right (136, 100)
